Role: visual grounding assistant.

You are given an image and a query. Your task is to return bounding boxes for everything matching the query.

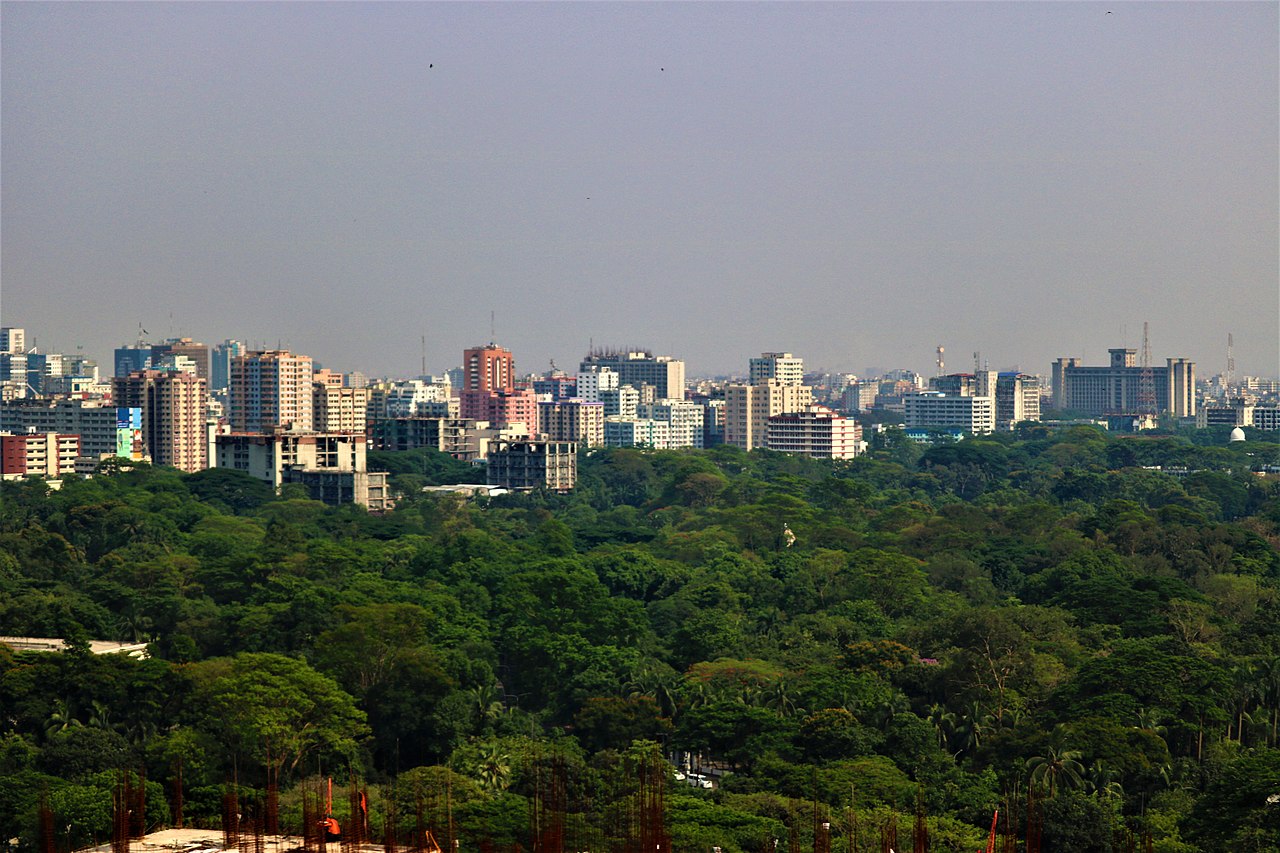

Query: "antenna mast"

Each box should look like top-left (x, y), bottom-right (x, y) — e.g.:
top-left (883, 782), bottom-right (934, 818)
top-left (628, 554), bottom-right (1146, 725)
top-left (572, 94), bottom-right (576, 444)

top-left (421, 335), bottom-right (427, 378)
top-left (935, 345), bottom-right (944, 376)
top-left (1138, 321), bottom-right (1157, 417)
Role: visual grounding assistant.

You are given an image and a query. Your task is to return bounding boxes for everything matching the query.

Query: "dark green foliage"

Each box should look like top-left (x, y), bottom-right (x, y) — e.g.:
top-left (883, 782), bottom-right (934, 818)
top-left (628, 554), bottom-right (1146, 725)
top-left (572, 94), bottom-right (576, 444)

top-left (1, 429), bottom-right (1279, 851)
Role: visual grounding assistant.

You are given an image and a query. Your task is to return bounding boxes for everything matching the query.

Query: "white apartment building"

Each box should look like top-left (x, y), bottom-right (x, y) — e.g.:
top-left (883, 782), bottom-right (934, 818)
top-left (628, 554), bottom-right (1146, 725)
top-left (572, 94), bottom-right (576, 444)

top-left (215, 430), bottom-right (389, 510)
top-left (764, 405), bottom-right (861, 459)
top-left (604, 417), bottom-right (670, 449)
top-left (640, 399), bottom-right (705, 449)
top-left (725, 380), bottom-right (814, 450)
top-left (905, 392), bottom-right (996, 435)
top-left (601, 385), bottom-right (641, 420)
top-left (575, 367), bottom-right (619, 404)
top-left (749, 352), bottom-right (805, 386)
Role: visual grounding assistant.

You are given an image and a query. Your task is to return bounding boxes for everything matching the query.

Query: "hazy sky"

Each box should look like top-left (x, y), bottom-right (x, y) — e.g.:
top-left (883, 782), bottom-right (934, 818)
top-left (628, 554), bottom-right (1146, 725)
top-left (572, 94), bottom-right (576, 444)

top-left (3, 1), bottom-right (1276, 380)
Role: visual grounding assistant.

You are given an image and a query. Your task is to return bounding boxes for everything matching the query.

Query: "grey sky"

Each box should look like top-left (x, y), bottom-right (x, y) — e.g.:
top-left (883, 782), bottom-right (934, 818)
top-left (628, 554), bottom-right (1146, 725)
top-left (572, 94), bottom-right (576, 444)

top-left (3, 1), bottom-right (1276, 379)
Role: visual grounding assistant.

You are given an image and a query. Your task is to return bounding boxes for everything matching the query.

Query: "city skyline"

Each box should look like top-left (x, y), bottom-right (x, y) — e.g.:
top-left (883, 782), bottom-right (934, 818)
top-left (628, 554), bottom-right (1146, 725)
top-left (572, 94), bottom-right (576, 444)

top-left (3, 2), bottom-right (1276, 378)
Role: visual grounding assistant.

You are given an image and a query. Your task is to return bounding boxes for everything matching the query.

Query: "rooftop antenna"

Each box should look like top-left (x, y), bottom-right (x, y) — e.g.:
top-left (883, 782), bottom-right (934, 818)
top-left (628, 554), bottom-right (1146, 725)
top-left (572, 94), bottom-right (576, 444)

top-left (1226, 332), bottom-right (1235, 389)
top-left (421, 335), bottom-right (427, 378)
top-left (490, 311), bottom-right (496, 343)
top-left (1138, 321), bottom-right (1157, 416)
top-left (935, 345), bottom-right (944, 376)
top-left (973, 351), bottom-right (981, 375)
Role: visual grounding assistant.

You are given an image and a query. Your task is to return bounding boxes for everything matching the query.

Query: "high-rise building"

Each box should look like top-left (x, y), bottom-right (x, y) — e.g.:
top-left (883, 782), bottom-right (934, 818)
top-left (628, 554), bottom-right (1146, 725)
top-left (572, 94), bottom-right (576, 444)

top-left (229, 350), bottom-right (314, 432)
top-left (640, 399), bottom-right (705, 448)
top-left (604, 417), bottom-right (670, 449)
top-left (461, 343), bottom-right (517, 420)
top-left (1052, 349), bottom-right (1196, 418)
top-left (0, 328), bottom-right (25, 354)
top-left (1, 398), bottom-right (142, 460)
top-left (749, 352), bottom-right (805, 386)
top-left (112, 369), bottom-right (209, 472)
top-left (724, 379), bottom-right (813, 449)
top-left (151, 338), bottom-right (210, 381)
top-left (765, 405), bottom-right (861, 459)
top-left (575, 367), bottom-right (619, 403)
top-left (210, 340), bottom-right (246, 392)
top-left (579, 350), bottom-right (685, 400)
top-left (539, 399), bottom-right (605, 447)
top-left (995, 373), bottom-right (1042, 430)
top-left (114, 344), bottom-right (153, 378)
top-left (464, 344), bottom-right (515, 393)
top-left (313, 383), bottom-right (369, 433)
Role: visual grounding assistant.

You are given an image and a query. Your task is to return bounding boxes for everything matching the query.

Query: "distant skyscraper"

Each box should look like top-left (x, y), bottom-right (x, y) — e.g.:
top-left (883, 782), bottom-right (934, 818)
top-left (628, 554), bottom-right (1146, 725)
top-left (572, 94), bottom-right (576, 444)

top-left (749, 352), bottom-right (804, 386)
top-left (461, 343), bottom-right (517, 421)
top-left (229, 350), bottom-right (314, 432)
top-left (0, 328), bottom-right (25, 354)
top-left (151, 338), bottom-right (210, 381)
top-left (211, 340), bottom-right (246, 392)
top-left (114, 344), bottom-right (152, 378)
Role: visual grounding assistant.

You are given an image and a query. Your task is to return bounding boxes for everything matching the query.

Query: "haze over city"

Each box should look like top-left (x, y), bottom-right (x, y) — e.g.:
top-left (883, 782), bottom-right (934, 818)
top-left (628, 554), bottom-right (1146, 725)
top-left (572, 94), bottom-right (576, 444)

top-left (3, 1), bottom-right (1276, 379)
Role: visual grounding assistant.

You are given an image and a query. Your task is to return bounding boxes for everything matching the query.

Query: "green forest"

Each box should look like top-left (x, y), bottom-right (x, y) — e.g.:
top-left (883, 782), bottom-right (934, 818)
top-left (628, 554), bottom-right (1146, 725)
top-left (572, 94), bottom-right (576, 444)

top-left (2, 425), bottom-right (1280, 852)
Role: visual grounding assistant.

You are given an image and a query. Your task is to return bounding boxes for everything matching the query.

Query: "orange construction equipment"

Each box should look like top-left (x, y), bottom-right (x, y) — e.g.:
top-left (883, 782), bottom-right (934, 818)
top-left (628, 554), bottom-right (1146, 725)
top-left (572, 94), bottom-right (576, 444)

top-left (320, 777), bottom-right (341, 840)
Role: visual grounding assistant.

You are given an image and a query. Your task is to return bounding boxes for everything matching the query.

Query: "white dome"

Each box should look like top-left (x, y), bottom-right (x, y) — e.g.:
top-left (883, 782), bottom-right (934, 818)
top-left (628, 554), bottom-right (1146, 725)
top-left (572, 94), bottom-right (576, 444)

top-left (1229, 426), bottom-right (1246, 442)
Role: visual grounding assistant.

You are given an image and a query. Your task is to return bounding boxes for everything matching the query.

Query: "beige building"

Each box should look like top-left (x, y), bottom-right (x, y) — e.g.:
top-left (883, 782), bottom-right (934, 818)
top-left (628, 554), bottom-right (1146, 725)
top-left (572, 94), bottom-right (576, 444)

top-left (1, 432), bottom-right (81, 479)
top-left (539, 399), bottom-right (605, 447)
top-left (112, 369), bottom-right (209, 472)
top-left (724, 379), bottom-right (813, 449)
top-left (313, 383), bottom-right (369, 433)
top-left (229, 350), bottom-right (314, 432)
top-left (215, 430), bottom-right (389, 510)
top-left (749, 352), bottom-right (805, 386)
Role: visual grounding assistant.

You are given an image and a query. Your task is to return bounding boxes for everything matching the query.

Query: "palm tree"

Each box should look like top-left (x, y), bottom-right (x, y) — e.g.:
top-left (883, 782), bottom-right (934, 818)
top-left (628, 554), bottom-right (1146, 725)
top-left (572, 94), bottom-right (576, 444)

top-left (44, 698), bottom-right (82, 740)
top-left (474, 743), bottom-right (511, 792)
top-left (926, 704), bottom-right (957, 753)
top-left (1027, 746), bottom-right (1084, 797)
top-left (1085, 759), bottom-right (1124, 801)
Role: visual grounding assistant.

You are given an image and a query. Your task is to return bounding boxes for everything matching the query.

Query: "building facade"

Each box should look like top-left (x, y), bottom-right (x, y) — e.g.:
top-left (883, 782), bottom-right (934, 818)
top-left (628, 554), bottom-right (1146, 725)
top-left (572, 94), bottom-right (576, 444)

top-left (1, 432), bottom-right (81, 479)
top-left (749, 352), bottom-right (805, 386)
top-left (539, 399), bottom-right (605, 447)
top-left (724, 380), bottom-right (814, 450)
top-left (229, 350), bottom-right (315, 432)
top-left (764, 405), bottom-right (861, 459)
top-left (579, 351), bottom-right (685, 400)
top-left (486, 439), bottom-right (577, 491)
top-left (215, 430), bottom-right (389, 510)
top-left (1052, 349), bottom-right (1196, 417)
top-left (904, 392), bottom-right (996, 435)
top-left (113, 369), bottom-right (209, 472)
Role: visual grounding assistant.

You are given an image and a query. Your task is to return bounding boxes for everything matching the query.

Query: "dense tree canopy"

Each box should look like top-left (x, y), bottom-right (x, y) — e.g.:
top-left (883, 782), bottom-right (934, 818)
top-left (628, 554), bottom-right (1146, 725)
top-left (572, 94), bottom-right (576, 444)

top-left (2, 430), bottom-right (1279, 851)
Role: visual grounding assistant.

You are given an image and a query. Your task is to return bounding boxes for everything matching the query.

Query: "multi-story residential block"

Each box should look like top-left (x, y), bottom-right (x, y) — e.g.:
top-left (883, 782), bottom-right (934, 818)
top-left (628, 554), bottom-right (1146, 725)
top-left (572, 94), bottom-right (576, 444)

top-left (840, 382), bottom-right (878, 413)
top-left (604, 417), bottom-right (670, 449)
top-left (532, 375), bottom-right (577, 401)
top-left (765, 404), bottom-right (861, 459)
top-left (113, 369), bottom-right (209, 472)
top-left (313, 383), bottom-right (369, 433)
top-left (579, 350), bottom-right (685, 400)
top-left (640, 399), bottom-right (705, 448)
top-left (1052, 348), bottom-right (1196, 417)
top-left (229, 350), bottom-right (314, 432)
top-left (486, 439), bottom-right (576, 492)
top-left (575, 367), bottom-right (619, 403)
top-left (539, 399), bottom-right (605, 447)
top-left (701, 398), bottom-right (726, 447)
top-left (749, 352), bottom-right (805, 386)
top-left (1, 432), bottom-right (81, 479)
top-left (461, 343), bottom-right (516, 420)
top-left (601, 385), bottom-right (641, 420)
top-left (0, 399), bottom-right (143, 461)
top-left (468, 387), bottom-right (538, 432)
top-left (215, 430), bottom-right (389, 510)
top-left (904, 391), bottom-right (996, 435)
top-left (724, 379), bottom-right (813, 449)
